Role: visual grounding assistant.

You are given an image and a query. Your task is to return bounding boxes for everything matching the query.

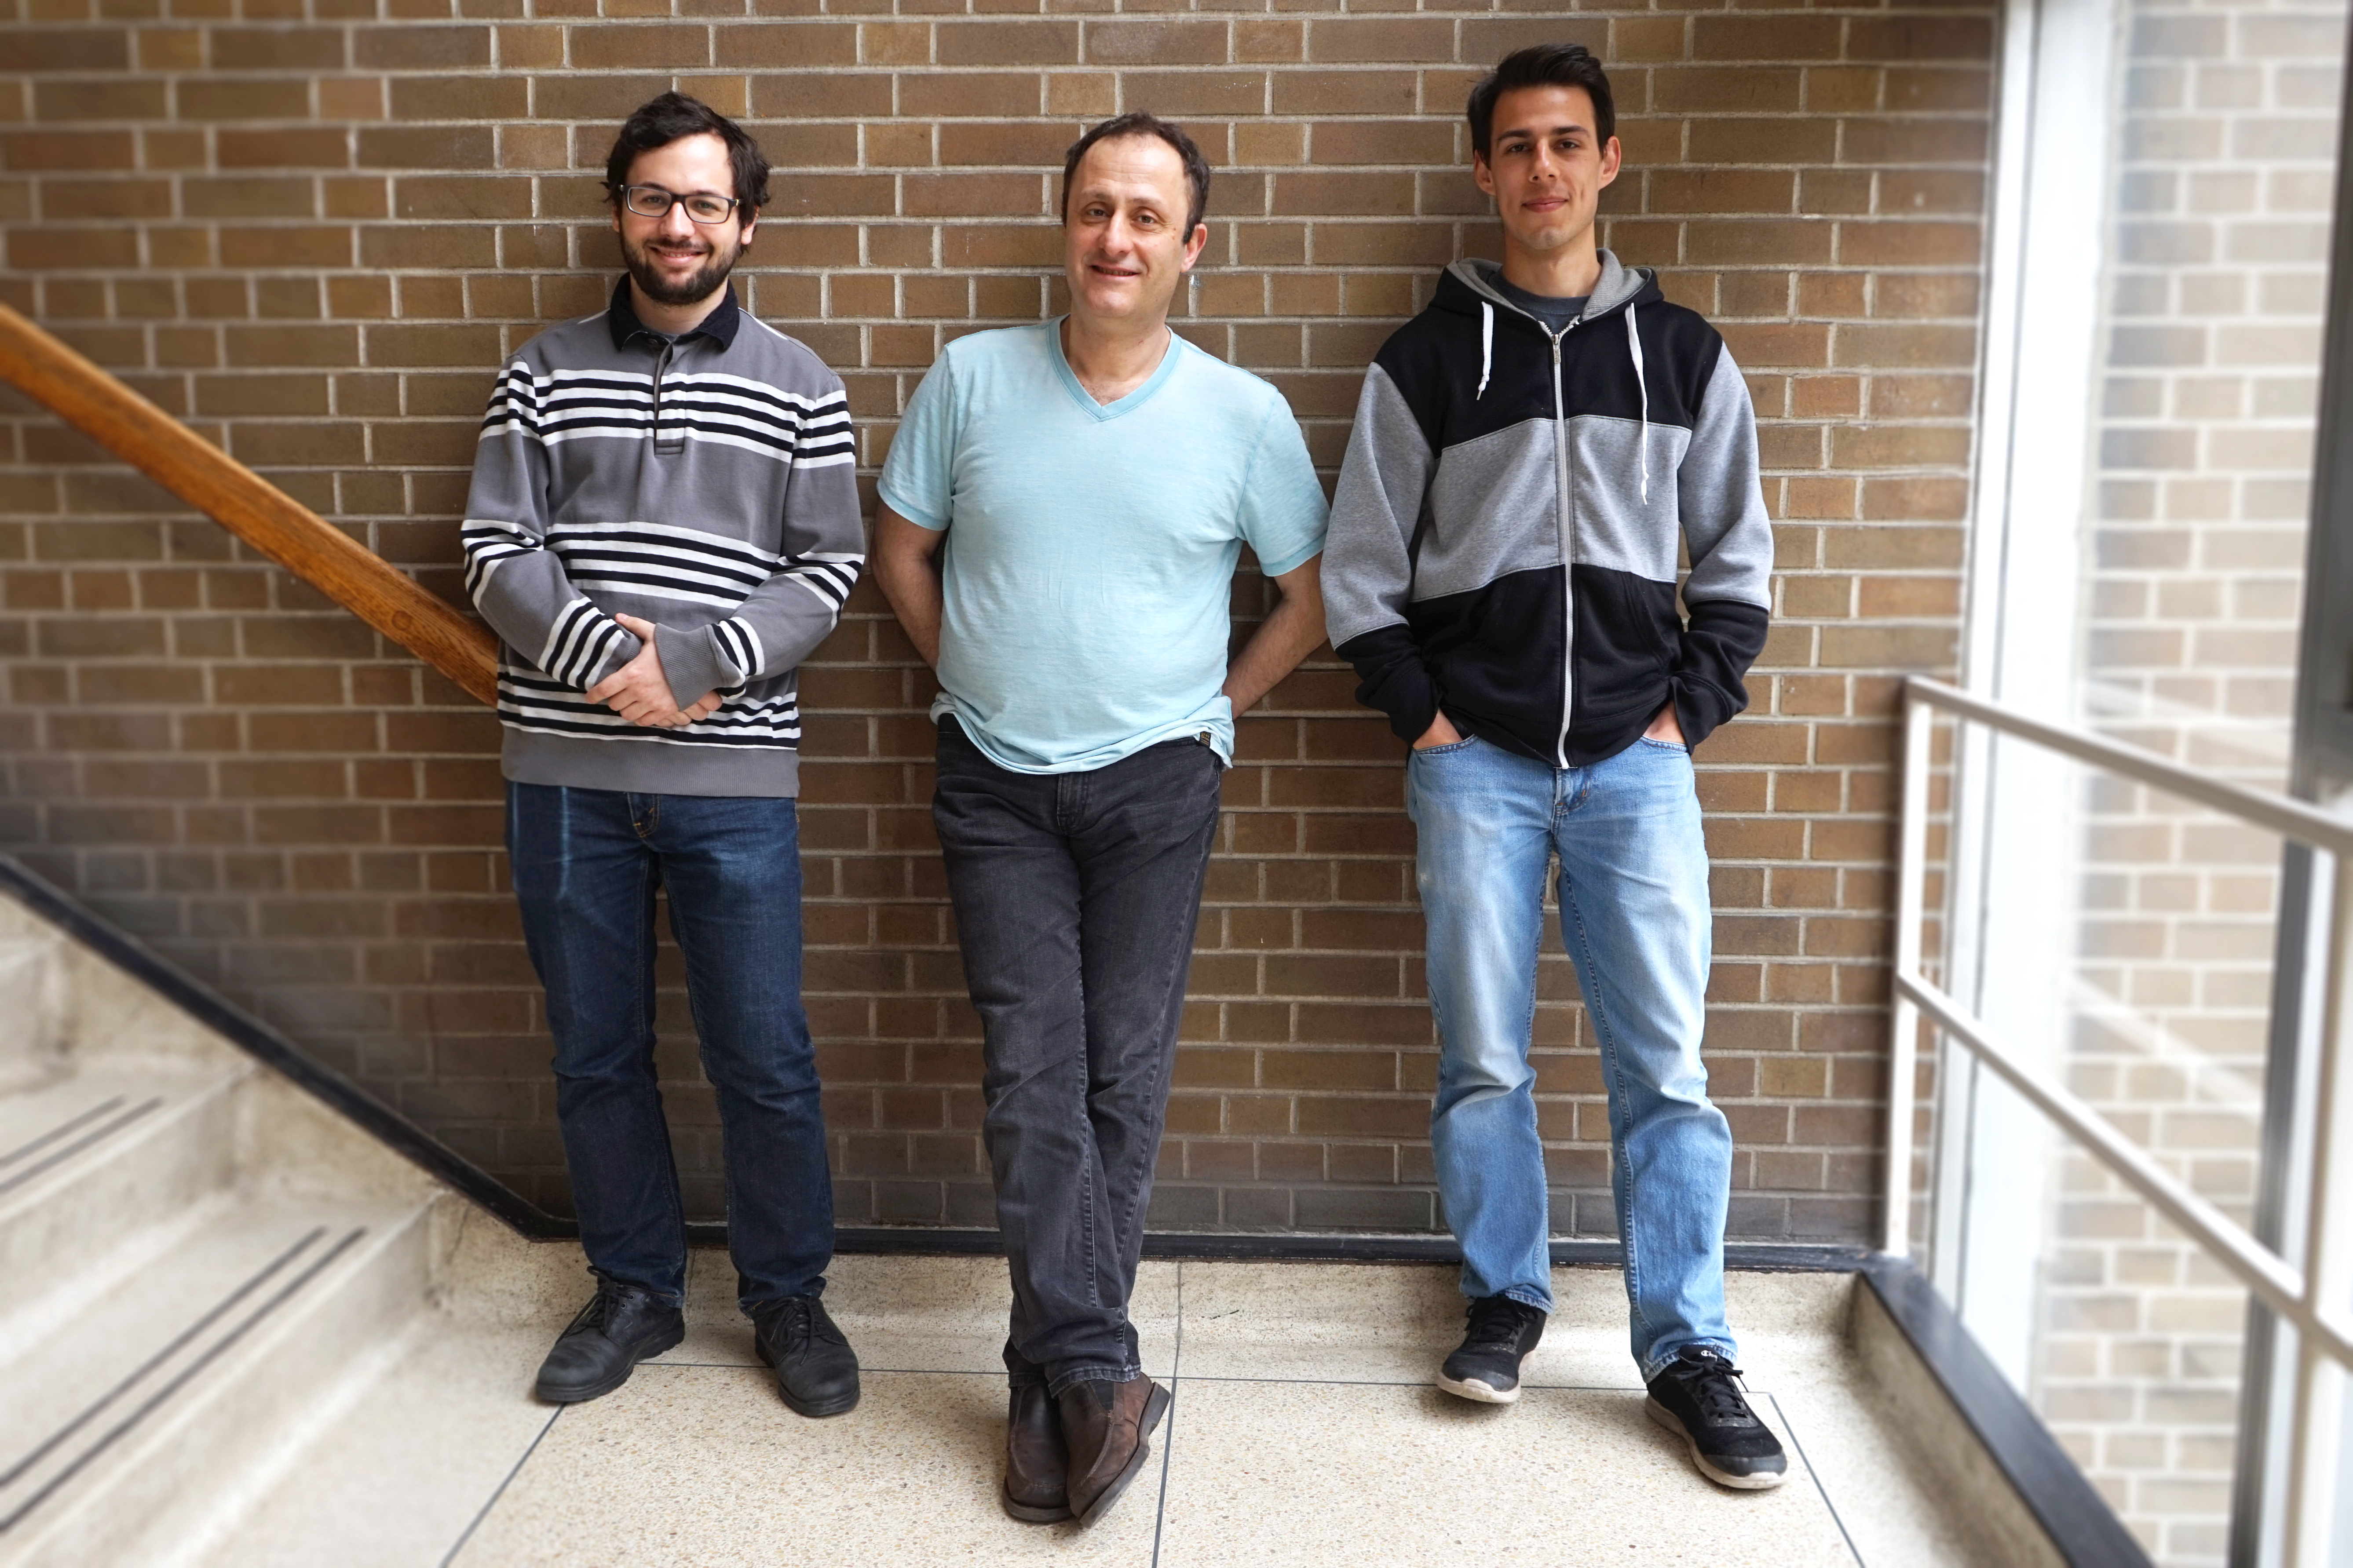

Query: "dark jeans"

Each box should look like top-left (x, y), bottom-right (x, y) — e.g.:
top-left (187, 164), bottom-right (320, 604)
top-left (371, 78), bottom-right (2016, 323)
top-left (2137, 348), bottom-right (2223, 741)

top-left (506, 781), bottom-right (834, 1310)
top-left (933, 719), bottom-right (1222, 1395)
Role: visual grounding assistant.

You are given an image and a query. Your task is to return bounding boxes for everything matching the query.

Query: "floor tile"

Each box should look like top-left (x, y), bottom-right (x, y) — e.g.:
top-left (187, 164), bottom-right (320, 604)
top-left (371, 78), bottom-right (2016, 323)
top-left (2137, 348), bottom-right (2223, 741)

top-left (1173, 1261), bottom-right (1644, 1388)
top-left (1154, 1377), bottom-right (1856, 1567)
top-left (644, 1253), bottom-right (1182, 1378)
top-left (450, 1365), bottom-right (1162, 1567)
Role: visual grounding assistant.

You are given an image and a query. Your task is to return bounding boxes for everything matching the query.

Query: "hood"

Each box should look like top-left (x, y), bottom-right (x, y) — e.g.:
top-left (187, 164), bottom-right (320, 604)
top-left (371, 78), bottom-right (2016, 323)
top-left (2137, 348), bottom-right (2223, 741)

top-left (1436, 249), bottom-right (1659, 327)
top-left (1432, 249), bottom-right (1666, 504)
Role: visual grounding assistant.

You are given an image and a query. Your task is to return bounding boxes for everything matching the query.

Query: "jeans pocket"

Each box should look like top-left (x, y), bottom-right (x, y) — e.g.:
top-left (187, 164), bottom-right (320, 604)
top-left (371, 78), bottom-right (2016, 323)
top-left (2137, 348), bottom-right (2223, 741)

top-left (1411, 736), bottom-right (1480, 758)
top-left (1637, 736), bottom-right (1691, 755)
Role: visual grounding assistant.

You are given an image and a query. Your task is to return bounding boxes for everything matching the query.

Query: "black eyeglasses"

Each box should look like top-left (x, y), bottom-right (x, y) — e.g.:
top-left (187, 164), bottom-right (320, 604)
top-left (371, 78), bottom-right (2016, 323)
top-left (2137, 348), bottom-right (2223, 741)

top-left (614, 184), bottom-right (741, 224)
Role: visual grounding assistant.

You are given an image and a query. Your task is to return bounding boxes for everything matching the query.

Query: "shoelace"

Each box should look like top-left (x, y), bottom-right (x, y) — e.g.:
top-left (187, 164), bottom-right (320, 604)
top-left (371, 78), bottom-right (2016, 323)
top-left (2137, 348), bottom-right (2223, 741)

top-left (1461, 1298), bottom-right (1535, 1352)
top-left (572, 1276), bottom-right (639, 1336)
top-left (757, 1297), bottom-right (840, 1351)
top-left (1669, 1353), bottom-right (1757, 1423)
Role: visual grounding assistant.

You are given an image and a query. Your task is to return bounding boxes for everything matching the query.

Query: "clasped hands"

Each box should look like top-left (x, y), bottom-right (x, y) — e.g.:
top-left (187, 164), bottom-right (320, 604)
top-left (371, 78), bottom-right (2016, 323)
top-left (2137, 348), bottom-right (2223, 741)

top-left (585, 613), bottom-right (723, 729)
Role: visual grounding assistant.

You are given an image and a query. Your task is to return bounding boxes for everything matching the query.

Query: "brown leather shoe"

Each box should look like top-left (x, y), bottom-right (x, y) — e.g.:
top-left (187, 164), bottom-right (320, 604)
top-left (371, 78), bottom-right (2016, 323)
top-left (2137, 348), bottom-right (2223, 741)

top-left (1002, 1382), bottom-right (1071, 1523)
top-left (1056, 1375), bottom-right (1171, 1525)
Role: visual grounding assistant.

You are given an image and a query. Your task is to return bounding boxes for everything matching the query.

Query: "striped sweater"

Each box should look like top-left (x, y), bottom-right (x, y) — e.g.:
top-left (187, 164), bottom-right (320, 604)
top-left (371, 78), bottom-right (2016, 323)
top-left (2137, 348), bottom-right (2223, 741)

top-left (460, 281), bottom-right (862, 797)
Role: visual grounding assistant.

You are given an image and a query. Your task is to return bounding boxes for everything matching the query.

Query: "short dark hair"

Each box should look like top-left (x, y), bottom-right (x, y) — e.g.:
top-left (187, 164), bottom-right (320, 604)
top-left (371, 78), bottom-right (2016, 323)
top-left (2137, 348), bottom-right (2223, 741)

top-left (1466, 44), bottom-right (1616, 162)
top-left (1060, 112), bottom-right (1212, 236)
top-left (604, 91), bottom-right (770, 214)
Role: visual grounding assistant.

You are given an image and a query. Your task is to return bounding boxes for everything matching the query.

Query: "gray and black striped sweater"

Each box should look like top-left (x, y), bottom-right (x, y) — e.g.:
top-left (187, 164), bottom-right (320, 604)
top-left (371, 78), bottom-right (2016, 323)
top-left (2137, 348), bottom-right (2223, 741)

top-left (460, 282), bottom-right (862, 797)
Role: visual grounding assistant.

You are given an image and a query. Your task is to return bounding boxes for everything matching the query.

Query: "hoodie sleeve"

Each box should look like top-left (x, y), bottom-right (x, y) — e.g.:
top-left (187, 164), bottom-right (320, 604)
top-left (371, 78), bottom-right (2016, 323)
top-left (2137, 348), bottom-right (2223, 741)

top-left (1322, 362), bottom-right (1443, 746)
top-left (653, 376), bottom-right (865, 707)
top-left (461, 357), bottom-right (643, 690)
top-left (1671, 342), bottom-right (1774, 749)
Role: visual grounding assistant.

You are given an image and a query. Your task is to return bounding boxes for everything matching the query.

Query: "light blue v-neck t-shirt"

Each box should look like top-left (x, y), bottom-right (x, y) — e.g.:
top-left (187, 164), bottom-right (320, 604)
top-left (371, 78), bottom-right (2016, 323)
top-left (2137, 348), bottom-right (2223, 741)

top-left (877, 320), bottom-right (1329, 774)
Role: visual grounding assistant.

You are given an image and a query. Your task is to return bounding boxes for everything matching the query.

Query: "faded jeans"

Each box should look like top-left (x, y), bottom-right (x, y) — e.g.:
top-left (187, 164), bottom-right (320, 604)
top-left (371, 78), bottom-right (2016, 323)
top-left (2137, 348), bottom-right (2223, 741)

top-left (1407, 733), bottom-right (1736, 1379)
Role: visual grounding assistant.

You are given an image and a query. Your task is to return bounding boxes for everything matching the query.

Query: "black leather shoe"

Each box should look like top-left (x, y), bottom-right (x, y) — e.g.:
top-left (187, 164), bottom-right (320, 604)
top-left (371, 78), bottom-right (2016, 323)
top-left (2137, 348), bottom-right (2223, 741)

top-left (533, 1276), bottom-right (685, 1404)
top-left (751, 1295), bottom-right (861, 1417)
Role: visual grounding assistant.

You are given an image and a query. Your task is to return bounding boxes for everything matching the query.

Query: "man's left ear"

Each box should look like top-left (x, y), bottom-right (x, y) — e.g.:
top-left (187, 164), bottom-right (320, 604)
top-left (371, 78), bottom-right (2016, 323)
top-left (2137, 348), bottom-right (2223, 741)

top-left (740, 213), bottom-right (757, 248)
top-left (1597, 137), bottom-right (1622, 187)
top-left (1180, 222), bottom-right (1208, 272)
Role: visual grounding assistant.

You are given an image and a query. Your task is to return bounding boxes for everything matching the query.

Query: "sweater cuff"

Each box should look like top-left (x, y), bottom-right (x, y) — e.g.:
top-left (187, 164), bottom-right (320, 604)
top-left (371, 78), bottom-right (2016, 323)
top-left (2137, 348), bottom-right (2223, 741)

top-left (655, 623), bottom-right (727, 710)
top-left (1335, 626), bottom-right (1440, 745)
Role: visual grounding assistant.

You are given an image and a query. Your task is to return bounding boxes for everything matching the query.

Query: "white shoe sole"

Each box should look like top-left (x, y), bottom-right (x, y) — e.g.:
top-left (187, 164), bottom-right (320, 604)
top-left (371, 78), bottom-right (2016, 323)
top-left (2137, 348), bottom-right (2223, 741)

top-left (1645, 1397), bottom-right (1788, 1489)
top-left (1436, 1371), bottom-right (1520, 1404)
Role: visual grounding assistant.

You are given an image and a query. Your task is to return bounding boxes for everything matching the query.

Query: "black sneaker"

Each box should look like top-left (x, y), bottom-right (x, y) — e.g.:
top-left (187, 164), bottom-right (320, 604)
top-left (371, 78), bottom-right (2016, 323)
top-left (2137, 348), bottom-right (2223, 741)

top-left (751, 1294), bottom-right (861, 1418)
top-left (1436, 1294), bottom-right (1547, 1404)
top-left (533, 1275), bottom-right (684, 1404)
top-left (1644, 1346), bottom-right (1788, 1489)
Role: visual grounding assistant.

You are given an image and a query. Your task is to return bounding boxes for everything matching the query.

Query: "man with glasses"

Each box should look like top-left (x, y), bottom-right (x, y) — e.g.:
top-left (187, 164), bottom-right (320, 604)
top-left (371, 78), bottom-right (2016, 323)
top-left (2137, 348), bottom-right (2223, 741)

top-left (872, 113), bottom-right (1327, 1525)
top-left (461, 92), bottom-right (865, 1417)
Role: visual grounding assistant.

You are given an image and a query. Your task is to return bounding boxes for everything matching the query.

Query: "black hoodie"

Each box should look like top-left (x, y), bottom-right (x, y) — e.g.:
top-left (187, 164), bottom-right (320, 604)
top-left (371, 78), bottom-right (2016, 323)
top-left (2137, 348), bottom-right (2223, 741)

top-left (1321, 253), bottom-right (1772, 766)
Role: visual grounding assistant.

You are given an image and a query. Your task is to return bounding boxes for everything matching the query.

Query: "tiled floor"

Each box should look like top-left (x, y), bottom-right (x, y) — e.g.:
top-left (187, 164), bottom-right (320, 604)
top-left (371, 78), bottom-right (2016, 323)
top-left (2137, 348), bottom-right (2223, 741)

top-left (267, 1252), bottom-right (1981, 1567)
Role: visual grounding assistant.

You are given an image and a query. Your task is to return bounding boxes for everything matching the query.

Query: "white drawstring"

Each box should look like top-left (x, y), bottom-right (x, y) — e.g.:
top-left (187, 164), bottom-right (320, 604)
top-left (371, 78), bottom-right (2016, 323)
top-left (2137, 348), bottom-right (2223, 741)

top-left (1476, 302), bottom-right (1493, 400)
top-left (1625, 304), bottom-right (1649, 506)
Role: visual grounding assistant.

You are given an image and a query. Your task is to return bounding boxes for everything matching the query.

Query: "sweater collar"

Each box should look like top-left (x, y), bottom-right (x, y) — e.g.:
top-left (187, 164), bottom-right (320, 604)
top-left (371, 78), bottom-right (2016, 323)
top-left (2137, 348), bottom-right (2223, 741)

top-left (606, 277), bottom-right (742, 352)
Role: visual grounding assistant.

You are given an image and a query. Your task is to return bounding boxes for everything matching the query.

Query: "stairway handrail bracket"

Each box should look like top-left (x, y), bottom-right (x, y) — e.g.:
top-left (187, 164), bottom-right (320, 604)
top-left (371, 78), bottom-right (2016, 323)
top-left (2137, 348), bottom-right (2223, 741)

top-left (1884, 673), bottom-right (2353, 1568)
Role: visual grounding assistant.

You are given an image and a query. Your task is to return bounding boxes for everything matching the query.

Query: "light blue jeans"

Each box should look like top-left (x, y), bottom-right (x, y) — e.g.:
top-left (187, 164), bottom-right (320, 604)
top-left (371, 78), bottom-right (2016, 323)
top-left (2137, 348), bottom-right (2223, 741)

top-left (1408, 731), bottom-right (1736, 1380)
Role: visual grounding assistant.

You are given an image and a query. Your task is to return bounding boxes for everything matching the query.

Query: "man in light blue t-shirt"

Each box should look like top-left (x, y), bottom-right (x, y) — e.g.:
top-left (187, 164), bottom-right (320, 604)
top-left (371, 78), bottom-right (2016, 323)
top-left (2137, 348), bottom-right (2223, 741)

top-left (873, 112), bottom-right (1327, 1529)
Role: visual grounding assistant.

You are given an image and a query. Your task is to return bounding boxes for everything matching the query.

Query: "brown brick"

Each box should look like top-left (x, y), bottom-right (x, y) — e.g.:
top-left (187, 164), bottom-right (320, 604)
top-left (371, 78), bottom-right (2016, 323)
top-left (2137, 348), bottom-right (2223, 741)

top-left (1084, 20), bottom-right (1226, 66)
top-left (933, 21), bottom-right (1078, 68)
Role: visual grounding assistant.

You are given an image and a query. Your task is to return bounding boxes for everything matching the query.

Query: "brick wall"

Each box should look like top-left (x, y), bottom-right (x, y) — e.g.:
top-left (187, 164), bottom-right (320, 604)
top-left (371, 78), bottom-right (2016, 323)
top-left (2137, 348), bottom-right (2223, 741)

top-left (0, 1), bottom-right (1992, 1242)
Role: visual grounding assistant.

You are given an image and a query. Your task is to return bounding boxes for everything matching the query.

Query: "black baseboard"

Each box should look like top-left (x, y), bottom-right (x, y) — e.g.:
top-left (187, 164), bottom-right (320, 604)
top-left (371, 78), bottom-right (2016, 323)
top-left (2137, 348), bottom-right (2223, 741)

top-left (1862, 1256), bottom-right (2154, 1568)
top-left (822, 1225), bottom-right (1872, 1273)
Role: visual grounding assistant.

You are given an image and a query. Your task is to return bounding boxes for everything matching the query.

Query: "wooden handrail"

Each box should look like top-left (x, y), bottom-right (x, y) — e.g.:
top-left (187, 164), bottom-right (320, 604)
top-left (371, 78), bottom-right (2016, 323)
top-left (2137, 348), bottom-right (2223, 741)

top-left (0, 303), bottom-right (500, 706)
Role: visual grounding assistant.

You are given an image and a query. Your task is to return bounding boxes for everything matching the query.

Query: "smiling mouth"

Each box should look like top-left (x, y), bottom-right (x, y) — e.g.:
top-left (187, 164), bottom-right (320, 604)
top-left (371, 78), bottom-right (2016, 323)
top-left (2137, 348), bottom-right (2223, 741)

top-left (1089, 265), bottom-right (1142, 279)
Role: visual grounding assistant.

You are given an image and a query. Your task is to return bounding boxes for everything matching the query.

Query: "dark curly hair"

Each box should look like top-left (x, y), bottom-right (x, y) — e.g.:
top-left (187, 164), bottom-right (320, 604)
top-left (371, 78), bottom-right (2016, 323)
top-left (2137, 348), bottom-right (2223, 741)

top-left (604, 91), bottom-right (771, 215)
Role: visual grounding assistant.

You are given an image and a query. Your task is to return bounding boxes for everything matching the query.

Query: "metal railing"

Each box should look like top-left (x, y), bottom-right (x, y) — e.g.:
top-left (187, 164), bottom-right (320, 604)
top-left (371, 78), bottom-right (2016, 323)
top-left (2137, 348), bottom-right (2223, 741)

top-left (1886, 675), bottom-right (2353, 1568)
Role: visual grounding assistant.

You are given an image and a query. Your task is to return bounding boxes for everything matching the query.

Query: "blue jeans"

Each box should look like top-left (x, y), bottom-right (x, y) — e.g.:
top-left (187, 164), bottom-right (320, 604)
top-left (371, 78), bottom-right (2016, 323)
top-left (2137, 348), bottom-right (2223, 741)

top-left (1408, 733), bottom-right (1736, 1379)
top-left (932, 719), bottom-right (1222, 1395)
top-left (506, 782), bottom-right (834, 1310)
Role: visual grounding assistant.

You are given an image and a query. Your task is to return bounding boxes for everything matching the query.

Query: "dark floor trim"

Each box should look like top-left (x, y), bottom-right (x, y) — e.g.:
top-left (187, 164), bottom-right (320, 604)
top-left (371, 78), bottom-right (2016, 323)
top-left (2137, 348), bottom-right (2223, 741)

top-left (0, 855), bottom-right (576, 1241)
top-left (825, 1225), bottom-right (1874, 1271)
top-left (1862, 1255), bottom-right (2154, 1568)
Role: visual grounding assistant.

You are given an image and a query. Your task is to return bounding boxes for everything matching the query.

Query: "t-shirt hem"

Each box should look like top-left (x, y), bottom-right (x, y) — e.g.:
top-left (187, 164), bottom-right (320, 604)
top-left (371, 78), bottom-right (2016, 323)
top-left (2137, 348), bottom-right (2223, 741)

top-left (501, 727), bottom-right (801, 798)
top-left (1254, 540), bottom-right (1323, 579)
top-left (876, 482), bottom-right (946, 531)
top-left (931, 693), bottom-right (1232, 774)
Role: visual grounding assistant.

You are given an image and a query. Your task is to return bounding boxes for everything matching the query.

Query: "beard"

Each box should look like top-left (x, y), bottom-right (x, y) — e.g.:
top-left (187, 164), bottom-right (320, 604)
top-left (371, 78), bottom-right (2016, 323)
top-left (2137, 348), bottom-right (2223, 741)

top-left (621, 231), bottom-right (742, 308)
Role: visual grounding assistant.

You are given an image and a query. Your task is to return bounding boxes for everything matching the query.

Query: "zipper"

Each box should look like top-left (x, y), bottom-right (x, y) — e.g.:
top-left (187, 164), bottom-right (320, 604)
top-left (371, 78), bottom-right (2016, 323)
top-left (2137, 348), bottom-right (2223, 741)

top-left (1549, 324), bottom-right (1575, 768)
top-left (1478, 281), bottom-right (1590, 769)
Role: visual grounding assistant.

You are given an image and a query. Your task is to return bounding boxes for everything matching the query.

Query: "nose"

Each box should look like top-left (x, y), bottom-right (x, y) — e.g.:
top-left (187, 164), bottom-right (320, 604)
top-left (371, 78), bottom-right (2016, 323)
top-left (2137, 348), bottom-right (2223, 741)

top-left (655, 201), bottom-right (696, 241)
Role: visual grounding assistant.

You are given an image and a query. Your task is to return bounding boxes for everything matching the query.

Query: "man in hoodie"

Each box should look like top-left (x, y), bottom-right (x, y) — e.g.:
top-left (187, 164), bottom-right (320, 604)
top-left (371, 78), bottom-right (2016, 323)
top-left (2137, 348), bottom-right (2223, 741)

top-left (463, 94), bottom-right (863, 1419)
top-left (1320, 44), bottom-right (1784, 1489)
